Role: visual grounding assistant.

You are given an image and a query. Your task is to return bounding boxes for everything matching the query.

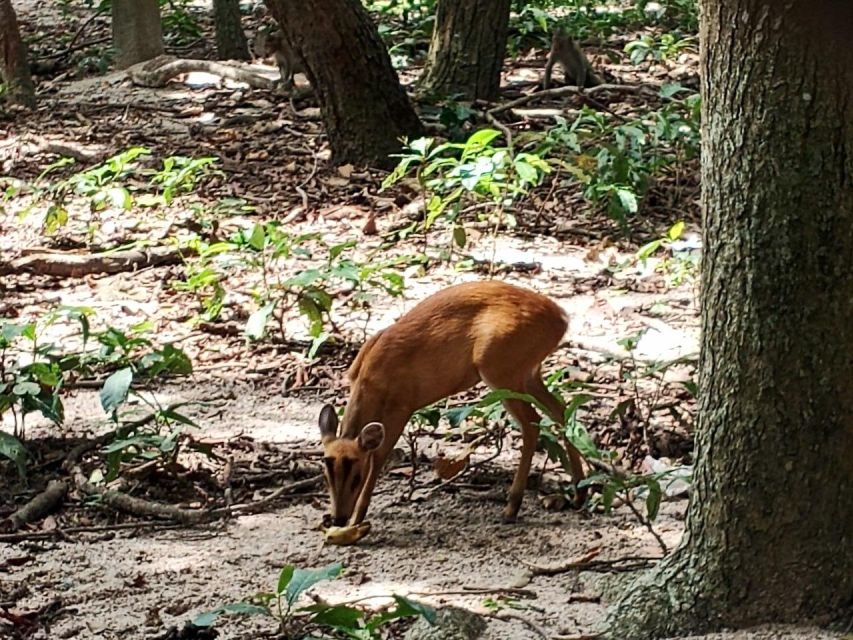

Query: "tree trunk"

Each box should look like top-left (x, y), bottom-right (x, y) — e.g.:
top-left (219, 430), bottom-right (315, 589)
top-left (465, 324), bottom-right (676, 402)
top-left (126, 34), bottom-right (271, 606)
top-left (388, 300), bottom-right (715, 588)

top-left (111, 0), bottom-right (164, 69)
top-left (605, 2), bottom-right (853, 638)
top-left (0, 0), bottom-right (35, 108)
top-left (420, 0), bottom-right (511, 102)
top-left (212, 0), bottom-right (250, 60)
top-left (265, 0), bottom-right (422, 168)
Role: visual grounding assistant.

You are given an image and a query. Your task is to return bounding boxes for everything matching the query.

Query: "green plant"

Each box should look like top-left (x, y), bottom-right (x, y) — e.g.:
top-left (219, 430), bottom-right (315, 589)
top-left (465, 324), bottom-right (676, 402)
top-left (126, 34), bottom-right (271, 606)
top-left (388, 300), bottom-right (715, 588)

top-left (160, 0), bottom-right (203, 43)
top-left (178, 225), bottom-right (411, 353)
top-left (195, 562), bottom-right (436, 638)
top-left (0, 309), bottom-right (91, 439)
top-left (149, 155), bottom-right (221, 204)
top-left (12, 148), bottom-right (220, 236)
top-left (383, 129), bottom-right (550, 254)
top-left (94, 324), bottom-right (196, 480)
top-left (540, 89), bottom-right (700, 227)
top-left (636, 220), bottom-right (699, 285)
top-left (625, 32), bottom-right (697, 64)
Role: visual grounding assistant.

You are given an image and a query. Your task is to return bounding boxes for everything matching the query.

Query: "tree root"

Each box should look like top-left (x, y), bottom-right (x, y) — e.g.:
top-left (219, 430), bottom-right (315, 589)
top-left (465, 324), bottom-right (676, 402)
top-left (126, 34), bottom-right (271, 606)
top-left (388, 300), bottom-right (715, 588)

top-left (127, 54), bottom-right (278, 91)
top-left (0, 245), bottom-right (193, 278)
top-left (72, 469), bottom-right (208, 525)
top-left (0, 480), bottom-right (68, 532)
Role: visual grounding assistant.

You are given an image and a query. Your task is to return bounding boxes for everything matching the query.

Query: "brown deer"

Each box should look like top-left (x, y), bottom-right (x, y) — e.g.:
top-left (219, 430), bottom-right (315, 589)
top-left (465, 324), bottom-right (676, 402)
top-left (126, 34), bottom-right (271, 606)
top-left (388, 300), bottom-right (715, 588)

top-left (318, 280), bottom-right (587, 527)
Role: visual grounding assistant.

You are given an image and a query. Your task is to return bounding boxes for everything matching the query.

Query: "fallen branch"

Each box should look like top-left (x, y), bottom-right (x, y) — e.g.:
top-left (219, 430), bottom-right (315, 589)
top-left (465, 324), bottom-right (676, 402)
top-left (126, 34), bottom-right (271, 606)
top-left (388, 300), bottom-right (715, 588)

top-left (521, 549), bottom-right (663, 577)
top-left (127, 55), bottom-right (277, 91)
top-left (489, 83), bottom-right (654, 116)
top-left (0, 480), bottom-right (68, 532)
top-left (0, 245), bottom-right (193, 278)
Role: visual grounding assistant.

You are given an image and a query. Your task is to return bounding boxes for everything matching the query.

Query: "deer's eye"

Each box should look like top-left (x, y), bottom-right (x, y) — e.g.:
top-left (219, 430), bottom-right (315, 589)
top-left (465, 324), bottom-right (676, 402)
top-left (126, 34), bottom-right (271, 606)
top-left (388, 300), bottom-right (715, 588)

top-left (324, 457), bottom-right (335, 478)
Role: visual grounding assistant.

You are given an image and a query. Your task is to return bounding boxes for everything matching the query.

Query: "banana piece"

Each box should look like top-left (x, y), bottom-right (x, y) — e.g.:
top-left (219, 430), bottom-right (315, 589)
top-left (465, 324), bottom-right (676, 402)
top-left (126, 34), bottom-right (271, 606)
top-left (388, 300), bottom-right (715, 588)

top-left (323, 522), bottom-right (371, 545)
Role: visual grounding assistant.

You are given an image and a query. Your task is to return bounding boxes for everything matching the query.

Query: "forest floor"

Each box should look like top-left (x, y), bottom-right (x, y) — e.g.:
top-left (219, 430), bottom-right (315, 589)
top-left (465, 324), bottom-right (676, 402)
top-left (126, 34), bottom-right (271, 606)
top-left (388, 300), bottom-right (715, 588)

top-left (0, 1), bottom-right (846, 639)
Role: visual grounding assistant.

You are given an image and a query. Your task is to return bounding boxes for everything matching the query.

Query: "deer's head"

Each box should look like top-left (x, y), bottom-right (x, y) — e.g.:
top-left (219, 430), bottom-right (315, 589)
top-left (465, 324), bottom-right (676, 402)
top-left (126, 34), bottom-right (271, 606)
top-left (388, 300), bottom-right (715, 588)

top-left (318, 404), bottom-right (384, 526)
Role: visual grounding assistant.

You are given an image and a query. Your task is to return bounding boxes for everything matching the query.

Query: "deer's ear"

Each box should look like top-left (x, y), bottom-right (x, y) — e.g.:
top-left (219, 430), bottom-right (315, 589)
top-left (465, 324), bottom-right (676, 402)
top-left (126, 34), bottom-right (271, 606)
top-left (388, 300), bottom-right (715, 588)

top-left (358, 422), bottom-right (384, 452)
top-left (318, 405), bottom-right (339, 443)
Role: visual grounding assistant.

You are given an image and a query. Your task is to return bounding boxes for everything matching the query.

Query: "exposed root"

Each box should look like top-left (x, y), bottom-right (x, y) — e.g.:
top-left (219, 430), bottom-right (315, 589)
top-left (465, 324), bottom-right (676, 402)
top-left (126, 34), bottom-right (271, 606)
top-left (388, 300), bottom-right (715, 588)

top-left (127, 55), bottom-right (278, 91)
top-left (0, 245), bottom-right (193, 278)
top-left (0, 480), bottom-right (68, 532)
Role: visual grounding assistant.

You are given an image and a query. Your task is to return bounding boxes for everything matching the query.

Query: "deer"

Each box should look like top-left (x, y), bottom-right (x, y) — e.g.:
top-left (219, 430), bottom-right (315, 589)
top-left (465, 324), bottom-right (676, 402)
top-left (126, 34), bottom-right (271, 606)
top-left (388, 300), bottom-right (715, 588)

top-left (317, 280), bottom-right (588, 528)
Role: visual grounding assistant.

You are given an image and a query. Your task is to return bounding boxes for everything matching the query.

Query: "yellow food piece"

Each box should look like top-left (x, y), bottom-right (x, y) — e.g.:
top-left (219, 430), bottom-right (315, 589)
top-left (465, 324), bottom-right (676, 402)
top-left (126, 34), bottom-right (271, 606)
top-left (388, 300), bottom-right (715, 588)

top-left (323, 522), bottom-right (371, 545)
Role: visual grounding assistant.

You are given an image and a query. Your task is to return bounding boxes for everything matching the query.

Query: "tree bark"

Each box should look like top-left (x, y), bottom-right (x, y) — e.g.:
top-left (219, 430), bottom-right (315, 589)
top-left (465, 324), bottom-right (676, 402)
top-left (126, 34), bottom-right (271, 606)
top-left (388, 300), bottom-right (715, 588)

top-left (0, 0), bottom-right (35, 108)
top-left (212, 0), bottom-right (250, 60)
top-left (265, 0), bottom-right (422, 168)
top-left (420, 0), bottom-right (512, 102)
top-left (111, 0), bottom-right (164, 69)
top-left (605, 2), bottom-right (853, 638)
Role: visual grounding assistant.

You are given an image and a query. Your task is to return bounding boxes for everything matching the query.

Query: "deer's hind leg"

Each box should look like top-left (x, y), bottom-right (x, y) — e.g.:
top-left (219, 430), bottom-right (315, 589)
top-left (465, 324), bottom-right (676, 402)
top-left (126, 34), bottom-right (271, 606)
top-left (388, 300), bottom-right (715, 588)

top-left (525, 372), bottom-right (587, 506)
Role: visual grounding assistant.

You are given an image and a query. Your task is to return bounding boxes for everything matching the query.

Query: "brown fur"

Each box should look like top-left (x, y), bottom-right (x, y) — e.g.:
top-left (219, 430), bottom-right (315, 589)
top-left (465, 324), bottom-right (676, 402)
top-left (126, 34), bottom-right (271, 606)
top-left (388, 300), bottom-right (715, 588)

top-left (543, 28), bottom-right (602, 89)
top-left (252, 25), bottom-right (303, 90)
top-left (317, 280), bottom-right (588, 526)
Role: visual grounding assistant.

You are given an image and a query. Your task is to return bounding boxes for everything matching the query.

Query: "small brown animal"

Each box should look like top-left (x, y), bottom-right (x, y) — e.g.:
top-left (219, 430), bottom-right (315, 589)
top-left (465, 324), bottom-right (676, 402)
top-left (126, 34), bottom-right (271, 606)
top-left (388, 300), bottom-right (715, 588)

top-left (253, 24), bottom-right (303, 91)
top-left (543, 28), bottom-right (602, 89)
top-left (318, 280), bottom-right (588, 528)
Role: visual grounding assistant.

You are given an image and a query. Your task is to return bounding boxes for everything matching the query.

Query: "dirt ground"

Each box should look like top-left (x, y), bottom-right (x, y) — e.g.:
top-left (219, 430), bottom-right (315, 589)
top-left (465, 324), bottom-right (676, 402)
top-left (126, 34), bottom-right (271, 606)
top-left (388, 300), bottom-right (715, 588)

top-left (1, 384), bottom-right (844, 640)
top-left (1, 1), bottom-right (847, 639)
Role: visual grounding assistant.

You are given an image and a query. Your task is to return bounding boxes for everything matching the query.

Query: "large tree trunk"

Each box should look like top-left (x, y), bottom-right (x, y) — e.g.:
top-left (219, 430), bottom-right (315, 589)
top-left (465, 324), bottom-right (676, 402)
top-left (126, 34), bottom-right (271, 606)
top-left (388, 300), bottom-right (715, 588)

top-left (605, 1), bottom-right (853, 638)
top-left (212, 0), bottom-right (250, 60)
top-left (420, 0), bottom-right (511, 102)
top-left (111, 0), bottom-right (164, 69)
top-left (0, 0), bottom-right (35, 108)
top-left (265, 0), bottom-right (422, 168)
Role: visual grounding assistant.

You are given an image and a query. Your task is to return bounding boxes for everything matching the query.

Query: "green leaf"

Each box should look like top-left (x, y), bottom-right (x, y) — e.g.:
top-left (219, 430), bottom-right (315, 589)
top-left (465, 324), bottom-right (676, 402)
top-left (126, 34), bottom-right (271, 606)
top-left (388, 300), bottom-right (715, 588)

top-left (285, 562), bottom-right (343, 606)
top-left (106, 186), bottom-right (132, 209)
top-left (462, 128), bottom-right (501, 156)
top-left (0, 432), bottom-right (28, 478)
top-left (637, 239), bottom-right (663, 262)
top-left (1, 322), bottom-right (30, 345)
top-left (452, 225), bottom-right (467, 248)
top-left (12, 381), bottom-right (40, 396)
top-left (366, 595), bottom-right (436, 631)
top-left (100, 367), bottom-right (133, 415)
top-left (43, 204), bottom-right (68, 234)
top-left (667, 220), bottom-right (685, 241)
top-left (646, 479), bottom-right (662, 520)
top-left (277, 565), bottom-right (295, 596)
top-left (514, 160), bottom-right (539, 185)
top-left (445, 404), bottom-right (477, 429)
top-left (615, 188), bottom-right (638, 214)
top-left (660, 83), bottom-right (685, 98)
top-left (601, 482), bottom-right (617, 513)
top-left (192, 602), bottom-right (271, 627)
top-left (245, 302), bottom-right (276, 340)
top-left (306, 604), bottom-right (363, 628)
top-left (248, 223), bottom-right (266, 251)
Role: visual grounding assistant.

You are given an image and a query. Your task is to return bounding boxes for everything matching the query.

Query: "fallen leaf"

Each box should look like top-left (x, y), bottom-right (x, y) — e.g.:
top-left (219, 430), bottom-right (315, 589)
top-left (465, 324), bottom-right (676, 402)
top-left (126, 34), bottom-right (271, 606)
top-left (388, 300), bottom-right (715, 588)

top-left (434, 452), bottom-right (469, 480)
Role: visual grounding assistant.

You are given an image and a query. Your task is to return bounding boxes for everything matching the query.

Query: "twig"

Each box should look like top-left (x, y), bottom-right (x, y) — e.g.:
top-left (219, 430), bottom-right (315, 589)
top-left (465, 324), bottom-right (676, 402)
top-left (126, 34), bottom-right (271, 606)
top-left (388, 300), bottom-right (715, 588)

top-left (489, 611), bottom-right (549, 639)
top-left (622, 492), bottom-right (668, 554)
top-left (0, 521), bottom-right (183, 543)
top-left (222, 474), bottom-right (324, 515)
top-left (484, 110), bottom-right (514, 151)
top-left (52, 8), bottom-right (108, 59)
top-left (489, 83), bottom-right (655, 116)
top-left (521, 550), bottom-right (663, 577)
top-left (316, 586), bottom-right (536, 609)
